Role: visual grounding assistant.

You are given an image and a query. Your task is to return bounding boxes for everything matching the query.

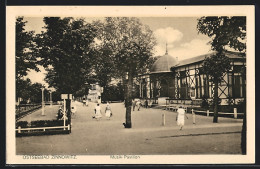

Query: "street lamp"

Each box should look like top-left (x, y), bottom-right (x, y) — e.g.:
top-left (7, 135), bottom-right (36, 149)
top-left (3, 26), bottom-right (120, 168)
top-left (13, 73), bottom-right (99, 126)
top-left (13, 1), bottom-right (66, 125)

top-left (41, 87), bottom-right (45, 116)
top-left (49, 91), bottom-right (53, 107)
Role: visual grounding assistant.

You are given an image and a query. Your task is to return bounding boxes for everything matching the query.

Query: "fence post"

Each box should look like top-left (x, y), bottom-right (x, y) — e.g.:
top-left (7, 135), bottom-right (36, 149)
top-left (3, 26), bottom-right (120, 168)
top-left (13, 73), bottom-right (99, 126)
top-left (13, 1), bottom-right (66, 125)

top-left (18, 126), bottom-right (21, 133)
top-left (234, 108), bottom-right (237, 119)
top-left (162, 113), bottom-right (165, 126)
top-left (192, 109), bottom-right (196, 124)
top-left (207, 110), bottom-right (209, 117)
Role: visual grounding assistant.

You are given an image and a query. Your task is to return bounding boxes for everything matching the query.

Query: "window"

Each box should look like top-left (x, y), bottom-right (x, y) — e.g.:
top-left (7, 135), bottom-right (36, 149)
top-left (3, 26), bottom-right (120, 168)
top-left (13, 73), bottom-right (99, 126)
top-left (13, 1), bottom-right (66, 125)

top-left (195, 75), bottom-right (201, 98)
top-left (234, 73), bottom-right (243, 98)
top-left (179, 71), bottom-right (188, 99)
top-left (228, 64), bottom-right (245, 99)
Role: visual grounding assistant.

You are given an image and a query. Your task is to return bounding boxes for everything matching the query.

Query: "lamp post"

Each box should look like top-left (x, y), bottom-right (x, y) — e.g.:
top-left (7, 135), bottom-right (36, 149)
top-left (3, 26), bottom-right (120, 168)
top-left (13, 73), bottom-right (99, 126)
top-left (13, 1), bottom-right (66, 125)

top-left (41, 87), bottom-right (45, 116)
top-left (50, 91), bottom-right (53, 107)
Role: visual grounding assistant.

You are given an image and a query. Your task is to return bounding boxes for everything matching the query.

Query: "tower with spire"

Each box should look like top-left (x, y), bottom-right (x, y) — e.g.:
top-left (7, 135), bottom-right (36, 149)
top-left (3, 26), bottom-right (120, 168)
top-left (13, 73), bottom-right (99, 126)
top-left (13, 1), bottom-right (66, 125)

top-left (165, 42), bottom-right (168, 55)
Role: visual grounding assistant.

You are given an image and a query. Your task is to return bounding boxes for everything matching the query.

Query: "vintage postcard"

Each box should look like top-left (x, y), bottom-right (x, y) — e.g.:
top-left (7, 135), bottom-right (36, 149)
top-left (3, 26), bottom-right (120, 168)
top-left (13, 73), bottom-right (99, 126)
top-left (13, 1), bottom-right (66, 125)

top-left (6, 5), bottom-right (255, 164)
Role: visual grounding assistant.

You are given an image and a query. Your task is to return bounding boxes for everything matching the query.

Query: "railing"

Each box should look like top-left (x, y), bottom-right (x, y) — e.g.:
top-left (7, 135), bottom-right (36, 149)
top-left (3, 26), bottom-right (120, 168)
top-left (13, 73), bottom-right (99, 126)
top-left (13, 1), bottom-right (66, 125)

top-left (165, 98), bottom-right (201, 111)
top-left (164, 105), bottom-right (244, 119)
top-left (166, 98), bottom-right (201, 106)
top-left (16, 125), bottom-right (70, 133)
top-left (140, 98), bottom-right (158, 107)
top-left (191, 109), bottom-right (244, 119)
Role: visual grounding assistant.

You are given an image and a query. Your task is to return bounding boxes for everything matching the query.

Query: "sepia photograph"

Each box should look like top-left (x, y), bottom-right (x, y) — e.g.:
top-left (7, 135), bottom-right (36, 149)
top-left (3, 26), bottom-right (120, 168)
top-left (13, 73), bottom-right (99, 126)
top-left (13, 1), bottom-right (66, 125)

top-left (6, 6), bottom-right (255, 164)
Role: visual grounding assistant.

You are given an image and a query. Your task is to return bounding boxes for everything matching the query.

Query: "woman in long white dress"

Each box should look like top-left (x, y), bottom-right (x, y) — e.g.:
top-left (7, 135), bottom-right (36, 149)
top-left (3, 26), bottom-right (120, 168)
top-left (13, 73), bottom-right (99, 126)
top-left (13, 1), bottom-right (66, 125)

top-left (105, 102), bottom-right (112, 120)
top-left (177, 106), bottom-right (188, 130)
top-left (94, 104), bottom-right (102, 120)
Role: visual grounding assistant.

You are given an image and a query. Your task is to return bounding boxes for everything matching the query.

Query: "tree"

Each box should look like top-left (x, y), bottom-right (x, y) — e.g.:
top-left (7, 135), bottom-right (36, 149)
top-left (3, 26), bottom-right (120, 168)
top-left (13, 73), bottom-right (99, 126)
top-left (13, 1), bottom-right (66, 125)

top-left (36, 17), bottom-right (97, 94)
top-left (30, 82), bottom-right (44, 103)
top-left (90, 42), bottom-right (116, 96)
top-left (96, 17), bottom-right (156, 128)
top-left (36, 17), bottom-right (98, 125)
top-left (197, 16), bottom-right (246, 154)
top-left (202, 53), bottom-right (231, 123)
top-left (16, 17), bottom-right (39, 101)
top-left (197, 16), bottom-right (246, 123)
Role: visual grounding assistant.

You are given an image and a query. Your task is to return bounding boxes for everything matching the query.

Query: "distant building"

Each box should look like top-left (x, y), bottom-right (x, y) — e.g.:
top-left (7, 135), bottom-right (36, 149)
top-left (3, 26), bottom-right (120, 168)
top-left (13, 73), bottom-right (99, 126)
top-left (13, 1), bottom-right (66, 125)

top-left (138, 50), bottom-right (246, 106)
top-left (87, 83), bottom-right (103, 103)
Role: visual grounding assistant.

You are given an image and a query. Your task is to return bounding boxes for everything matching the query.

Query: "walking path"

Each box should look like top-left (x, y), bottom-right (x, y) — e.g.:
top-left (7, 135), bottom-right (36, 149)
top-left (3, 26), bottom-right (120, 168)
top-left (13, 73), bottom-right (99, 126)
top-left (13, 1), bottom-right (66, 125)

top-left (16, 101), bottom-right (243, 155)
top-left (18, 105), bottom-right (60, 121)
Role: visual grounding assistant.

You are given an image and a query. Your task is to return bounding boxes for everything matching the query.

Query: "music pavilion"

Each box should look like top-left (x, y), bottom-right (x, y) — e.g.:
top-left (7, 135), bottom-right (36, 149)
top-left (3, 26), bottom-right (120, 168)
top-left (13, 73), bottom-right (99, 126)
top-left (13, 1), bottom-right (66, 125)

top-left (137, 49), bottom-right (246, 106)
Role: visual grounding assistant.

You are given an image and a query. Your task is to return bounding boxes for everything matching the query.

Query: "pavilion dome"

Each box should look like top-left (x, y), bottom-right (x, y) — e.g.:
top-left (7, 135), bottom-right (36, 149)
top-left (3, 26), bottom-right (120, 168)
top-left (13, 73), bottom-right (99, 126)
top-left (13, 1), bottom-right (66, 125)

top-left (150, 53), bottom-right (178, 73)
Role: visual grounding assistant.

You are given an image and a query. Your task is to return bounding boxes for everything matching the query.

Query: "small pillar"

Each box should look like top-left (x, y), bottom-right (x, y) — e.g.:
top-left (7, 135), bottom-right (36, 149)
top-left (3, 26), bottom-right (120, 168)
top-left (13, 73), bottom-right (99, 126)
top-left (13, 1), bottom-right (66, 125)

top-left (18, 126), bottom-right (21, 133)
top-left (234, 108), bottom-right (238, 119)
top-left (192, 109), bottom-right (196, 124)
top-left (162, 113), bottom-right (165, 126)
top-left (207, 110), bottom-right (209, 117)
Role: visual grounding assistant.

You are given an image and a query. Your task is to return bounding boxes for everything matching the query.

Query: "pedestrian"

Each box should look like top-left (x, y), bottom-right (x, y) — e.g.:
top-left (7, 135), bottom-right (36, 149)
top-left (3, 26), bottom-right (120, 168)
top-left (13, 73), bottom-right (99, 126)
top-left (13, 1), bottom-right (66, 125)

top-left (176, 106), bottom-right (188, 130)
top-left (145, 99), bottom-right (148, 108)
top-left (105, 102), bottom-right (112, 120)
top-left (86, 99), bottom-right (89, 107)
top-left (57, 106), bottom-right (63, 120)
top-left (71, 103), bottom-right (77, 117)
top-left (136, 99), bottom-right (141, 111)
top-left (83, 98), bottom-right (86, 106)
top-left (132, 99), bottom-right (136, 111)
top-left (93, 103), bottom-right (102, 120)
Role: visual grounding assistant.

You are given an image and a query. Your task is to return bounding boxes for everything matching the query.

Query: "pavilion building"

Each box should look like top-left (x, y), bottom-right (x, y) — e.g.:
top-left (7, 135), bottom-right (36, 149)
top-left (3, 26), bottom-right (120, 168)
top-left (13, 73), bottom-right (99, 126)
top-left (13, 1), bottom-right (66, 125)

top-left (137, 50), bottom-right (246, 106)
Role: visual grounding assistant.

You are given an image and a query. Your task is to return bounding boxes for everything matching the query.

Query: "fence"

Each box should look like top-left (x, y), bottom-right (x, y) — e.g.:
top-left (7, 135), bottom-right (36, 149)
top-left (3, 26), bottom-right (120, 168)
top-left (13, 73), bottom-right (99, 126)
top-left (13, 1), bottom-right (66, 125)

top-left (16, 104), bottom-right (42, 121)
top-left (16, 125), bottom-right (70, 133)
top-left (165, 105), bottom-right (243, 119)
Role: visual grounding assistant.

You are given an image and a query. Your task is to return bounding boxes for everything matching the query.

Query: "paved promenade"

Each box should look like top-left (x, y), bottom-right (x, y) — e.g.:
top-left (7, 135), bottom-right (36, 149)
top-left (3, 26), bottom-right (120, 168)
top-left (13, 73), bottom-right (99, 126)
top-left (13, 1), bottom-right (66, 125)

top-left (16, 101), bottom-right (243, 155)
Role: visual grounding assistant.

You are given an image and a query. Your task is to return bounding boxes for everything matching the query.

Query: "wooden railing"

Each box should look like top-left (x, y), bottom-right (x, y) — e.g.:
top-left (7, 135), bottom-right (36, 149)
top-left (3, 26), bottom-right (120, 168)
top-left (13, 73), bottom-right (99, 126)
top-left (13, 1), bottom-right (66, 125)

top-left (16, 125), bottom-right (70, 133)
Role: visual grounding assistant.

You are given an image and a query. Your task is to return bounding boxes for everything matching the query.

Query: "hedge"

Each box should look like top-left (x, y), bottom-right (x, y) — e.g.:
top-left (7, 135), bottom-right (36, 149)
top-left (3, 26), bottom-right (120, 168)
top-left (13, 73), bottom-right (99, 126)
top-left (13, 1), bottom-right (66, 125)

top-left (16, 120), bottom-right (69, 128)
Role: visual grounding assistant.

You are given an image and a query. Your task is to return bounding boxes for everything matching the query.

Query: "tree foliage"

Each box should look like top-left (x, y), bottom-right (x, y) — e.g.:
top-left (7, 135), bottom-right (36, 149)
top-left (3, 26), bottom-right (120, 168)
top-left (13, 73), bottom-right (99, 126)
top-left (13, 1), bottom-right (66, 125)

top-left (197, 16), bottom-right (246, 53)
top-left (36, 17), bottom-right (98, 94)
top-left (96, 17), bottom-right (156, 78)
top-left (16, 78), bottom-right (44, 103)
top-left (16, 17), bottom-right (39, 80)
top-left (16, 17), bottom-right (40, 101)
top-left (202, 53), bottom-right (231, 82)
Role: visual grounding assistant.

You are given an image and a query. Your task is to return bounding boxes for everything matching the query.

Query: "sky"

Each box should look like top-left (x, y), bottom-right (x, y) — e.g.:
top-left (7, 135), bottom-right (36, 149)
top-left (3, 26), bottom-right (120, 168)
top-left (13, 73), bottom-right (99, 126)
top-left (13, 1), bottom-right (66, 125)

top-left (23, 17), bottom-right (212, 87)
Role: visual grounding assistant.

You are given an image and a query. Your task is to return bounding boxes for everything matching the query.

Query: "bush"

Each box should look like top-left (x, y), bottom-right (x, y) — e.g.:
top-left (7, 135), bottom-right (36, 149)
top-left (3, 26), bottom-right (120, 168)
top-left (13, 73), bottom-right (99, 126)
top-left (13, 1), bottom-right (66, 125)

top-left (200, 95), bottom-right (209, 109)
top-left (16, 121), bottom-right (28, 128)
